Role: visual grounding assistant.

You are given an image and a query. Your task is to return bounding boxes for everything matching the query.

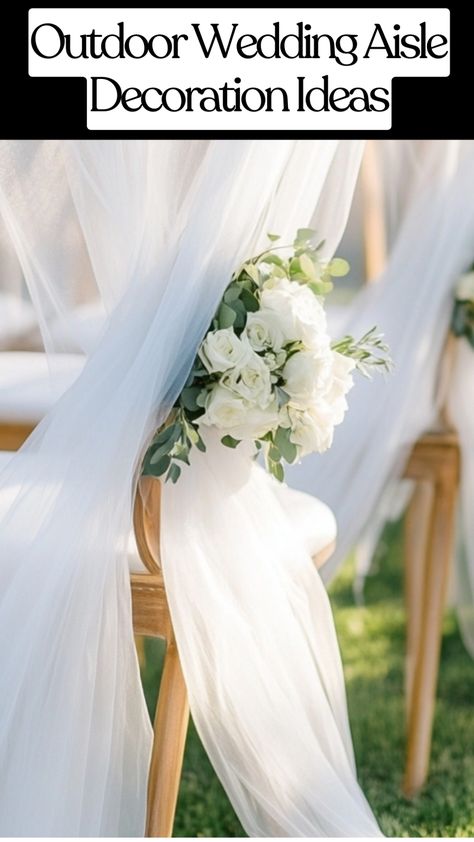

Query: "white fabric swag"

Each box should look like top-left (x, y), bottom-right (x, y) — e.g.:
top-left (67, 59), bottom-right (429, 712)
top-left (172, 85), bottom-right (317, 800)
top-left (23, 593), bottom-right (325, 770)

top-left (288, 141), bottom-right (474, 660)
top-left (0, 140), bottom-right (381, 836)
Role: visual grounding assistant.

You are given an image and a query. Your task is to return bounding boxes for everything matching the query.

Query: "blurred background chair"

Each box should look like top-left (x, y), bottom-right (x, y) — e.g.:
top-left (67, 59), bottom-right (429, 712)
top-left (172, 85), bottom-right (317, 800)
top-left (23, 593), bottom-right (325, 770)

top-left (361, 141), bottom-right (461, 797)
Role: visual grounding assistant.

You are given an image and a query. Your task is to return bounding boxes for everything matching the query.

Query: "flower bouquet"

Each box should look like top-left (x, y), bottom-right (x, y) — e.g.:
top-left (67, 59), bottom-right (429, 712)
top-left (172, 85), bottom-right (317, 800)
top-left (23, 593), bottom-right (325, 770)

top-left (143, 229), bottom-right (391, 483)
top-left (452, 270), bottom-right (474, 348)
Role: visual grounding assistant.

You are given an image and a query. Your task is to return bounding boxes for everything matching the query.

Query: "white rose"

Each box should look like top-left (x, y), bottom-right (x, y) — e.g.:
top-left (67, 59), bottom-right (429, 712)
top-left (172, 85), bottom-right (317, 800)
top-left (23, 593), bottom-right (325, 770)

top-left (320, 352), bottom-right (355, 423)
top-left (199, 328), bottom-right (251, 374)
top-left (245, 309), bottom-right (286, 351)
top-left (200, 385), bottom-right (279, 441)
top-left (456, 271), bottom-right (474, 302)
top-left (261, 277), bottom-right (330, 351)
top-left (282, 349), bottom-right (333, 405)
top-left (221, 352), bottom-right (273, 409)
top-left (286, 404), bottom-right (334, 456)
top-left (281, 352), bottom-right (355, 457)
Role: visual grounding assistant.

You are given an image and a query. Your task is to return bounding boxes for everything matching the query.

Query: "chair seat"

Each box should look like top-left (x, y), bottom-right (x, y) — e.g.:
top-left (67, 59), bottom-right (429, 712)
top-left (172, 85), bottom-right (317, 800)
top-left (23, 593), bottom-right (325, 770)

top-left (273, 482), bottom-right (337, 560)
top-left (0, 352), bottom-right (84, 423)
top-left (14, 303), bottom-right (107, 354)
top-left (0, 449), bottom-right (148, 573)
top-left (0, 294), bottom-right (37, 350)
top-left (0, 449), bottom-right (336, 575)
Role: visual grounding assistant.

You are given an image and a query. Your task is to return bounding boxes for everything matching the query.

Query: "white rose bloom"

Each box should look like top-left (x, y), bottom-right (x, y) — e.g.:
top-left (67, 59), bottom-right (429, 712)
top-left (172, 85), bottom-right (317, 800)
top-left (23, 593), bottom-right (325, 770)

top-left (221, 352), bottom-right (273, 408)
top-left (329, 351), bottom-right (355, 393)
top-left (319, 352), bottom-right (355, 423)
top-left (261, 277), bottom-right (330, 351)
top-left (283, 351), bottom-right (355, 456)
top-left (287, 404), bottom-right (334, 456)
top-left (282, 349), bottom-right (332, 405)
top-left (456, 271), bottom-right (474, 302)
top-left (199, 328), bottom-right (251, 374)
top-left (245, 309), bottom-right (287, 351)
top-left (200, 386), bottom-right (279, 440)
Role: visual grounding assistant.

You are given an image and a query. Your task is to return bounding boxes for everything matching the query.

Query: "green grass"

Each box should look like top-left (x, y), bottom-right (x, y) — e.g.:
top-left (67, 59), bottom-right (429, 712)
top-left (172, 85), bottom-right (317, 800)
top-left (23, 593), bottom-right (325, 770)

top-left (141, 517), bottom-right (474, 836)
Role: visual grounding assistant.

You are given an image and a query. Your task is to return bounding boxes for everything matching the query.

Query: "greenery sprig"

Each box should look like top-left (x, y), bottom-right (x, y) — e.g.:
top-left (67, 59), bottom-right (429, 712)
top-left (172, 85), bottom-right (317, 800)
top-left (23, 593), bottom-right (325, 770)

top-left (331, 327), bottom-right (393, 378)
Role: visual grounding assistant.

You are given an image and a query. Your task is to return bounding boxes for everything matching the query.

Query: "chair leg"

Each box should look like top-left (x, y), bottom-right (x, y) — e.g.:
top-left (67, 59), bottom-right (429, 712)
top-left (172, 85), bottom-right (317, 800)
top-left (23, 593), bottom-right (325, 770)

top-left (404, 481), bottom-right (434, 714)
top-left (146, 638), bottom-right (189, 838)
top-left (403, 473), bottom-right (457, 797)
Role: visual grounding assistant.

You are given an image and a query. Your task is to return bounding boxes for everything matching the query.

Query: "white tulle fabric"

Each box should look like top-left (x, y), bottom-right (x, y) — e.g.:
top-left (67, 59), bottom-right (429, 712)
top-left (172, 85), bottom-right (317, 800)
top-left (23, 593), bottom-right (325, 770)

top-left (0, 140), bottom-right (381, 835)
top-left (287, 140), bottom-right (474, 618)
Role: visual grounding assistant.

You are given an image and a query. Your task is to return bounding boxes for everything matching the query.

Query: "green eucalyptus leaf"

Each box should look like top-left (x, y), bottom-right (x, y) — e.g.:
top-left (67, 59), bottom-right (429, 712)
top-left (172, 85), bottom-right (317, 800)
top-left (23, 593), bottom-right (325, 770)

top-left (218, 302), bottom-right (237, 329)
top-left (224, 284), bottom-right (242, 304)
top-left (294, 227), bottom-right (316, 246)
top-left (184, 421), bottom-right (200, 445)
top-left (274, 426), bottom-right (298, 464)
top-left (175, 450), bottom-right (191, 466)
top-left (231, 299), bottom-right (247, 330)
top-left (242, 263), bottom-right (260, 284)
top-left (195, 390), bottom-right (208, 409)
top-left (268, 460), bottom-right (285, 482)
top-left (299, 252), bottom-right (317, 281)
top-left (240, 289), bottom-right (259, 312)
top-left (328, 258), bottom-right (350, 277)
top-left (152, 422), bottom-right (181, 447)
top-left (146, 441), bottom-right (173, 468)
top-left (289, 257), bottom-right (301, 276)
top-left (308, 280), bottom-right (333, 296)
top-left (166, 463), bottom-right (182, 483)
top-left (180, 386), bottom-right (203, 412)
top-left (148, 454), bottom-right (171, 476)
top-left (269, 445), bottom-right (281, 462)
top-left (221, 435), bottom-right (240, 448)
top-left (267, 232), bottom-right (281, 242)
top-left (262, 253), bottom-right (285, 268)
top-left (452, 307), bottom-right (465, 336)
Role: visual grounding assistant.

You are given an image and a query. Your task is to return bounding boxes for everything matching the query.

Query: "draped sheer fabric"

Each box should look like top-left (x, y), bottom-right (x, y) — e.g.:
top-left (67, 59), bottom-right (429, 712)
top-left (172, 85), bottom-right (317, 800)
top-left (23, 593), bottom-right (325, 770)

top-left (0, 140), bottom-right (381, 835)
top-left (287, 141), bottom-right (474, 645)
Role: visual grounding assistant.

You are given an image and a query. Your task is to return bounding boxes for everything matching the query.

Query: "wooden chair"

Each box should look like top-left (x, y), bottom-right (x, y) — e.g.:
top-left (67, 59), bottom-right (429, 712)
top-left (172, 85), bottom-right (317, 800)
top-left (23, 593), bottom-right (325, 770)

top-left (361, 141), bottom-right (461, 796)
top-left (0, 401), bottom-right (335, 836)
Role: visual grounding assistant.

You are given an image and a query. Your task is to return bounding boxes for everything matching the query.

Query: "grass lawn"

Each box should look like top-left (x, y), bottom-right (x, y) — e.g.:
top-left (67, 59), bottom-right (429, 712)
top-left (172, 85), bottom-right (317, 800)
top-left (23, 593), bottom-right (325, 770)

top-left (141, 517), bottom-right (474, 837)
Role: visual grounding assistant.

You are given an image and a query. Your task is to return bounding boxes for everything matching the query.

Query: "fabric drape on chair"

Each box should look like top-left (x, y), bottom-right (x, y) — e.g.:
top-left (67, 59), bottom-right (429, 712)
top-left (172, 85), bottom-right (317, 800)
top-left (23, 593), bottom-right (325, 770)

top-left (0, 141), bottom-right (381, 836)
top-left (287, 141), bottom-right (474, 610)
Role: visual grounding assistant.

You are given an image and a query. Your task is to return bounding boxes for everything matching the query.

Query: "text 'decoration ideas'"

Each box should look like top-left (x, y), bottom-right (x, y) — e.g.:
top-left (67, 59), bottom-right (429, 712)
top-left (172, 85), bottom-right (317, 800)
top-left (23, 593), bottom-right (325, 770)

top-left (28, 8), bottom-right (450, 131)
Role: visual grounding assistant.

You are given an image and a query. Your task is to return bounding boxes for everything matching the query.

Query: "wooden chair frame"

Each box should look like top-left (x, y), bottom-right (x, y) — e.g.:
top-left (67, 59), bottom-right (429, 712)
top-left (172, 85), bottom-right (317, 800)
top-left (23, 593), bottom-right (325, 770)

top-left (131, 477), bottom-right (189, 836)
